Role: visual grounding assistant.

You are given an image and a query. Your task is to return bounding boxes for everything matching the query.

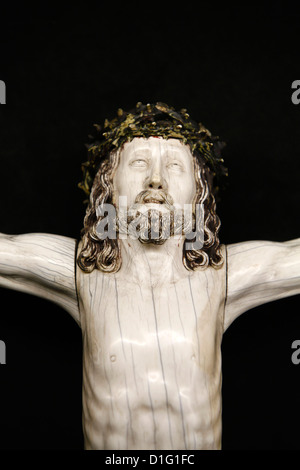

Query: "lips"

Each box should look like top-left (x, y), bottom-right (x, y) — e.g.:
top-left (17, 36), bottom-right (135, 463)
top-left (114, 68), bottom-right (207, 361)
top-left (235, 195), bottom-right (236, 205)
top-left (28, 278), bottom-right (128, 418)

top-left (143, 196), bottom-right (164, 204)
top-left (135, 190), bottom-right (173, 207)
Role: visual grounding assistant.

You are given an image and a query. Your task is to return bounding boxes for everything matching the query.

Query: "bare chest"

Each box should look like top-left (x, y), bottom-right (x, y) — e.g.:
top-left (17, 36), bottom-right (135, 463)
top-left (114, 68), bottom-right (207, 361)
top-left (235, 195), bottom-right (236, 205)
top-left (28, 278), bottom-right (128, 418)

top-left (77, 268), bottom-right (226, 449)
top-left (79, 271), bottom-right (224, 373)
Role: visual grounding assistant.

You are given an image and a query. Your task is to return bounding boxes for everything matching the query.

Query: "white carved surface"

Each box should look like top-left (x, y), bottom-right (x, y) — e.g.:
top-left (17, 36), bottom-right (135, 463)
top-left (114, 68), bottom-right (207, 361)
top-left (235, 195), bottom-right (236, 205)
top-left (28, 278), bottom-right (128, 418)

top-left (1, 232), bottom-right (299, 450)
top-left (77, 241), bottom-right (226, 450)
top-left (0, 138), bottom-right (299, 449)
top-left (0, 232), bottom-right (79, 324)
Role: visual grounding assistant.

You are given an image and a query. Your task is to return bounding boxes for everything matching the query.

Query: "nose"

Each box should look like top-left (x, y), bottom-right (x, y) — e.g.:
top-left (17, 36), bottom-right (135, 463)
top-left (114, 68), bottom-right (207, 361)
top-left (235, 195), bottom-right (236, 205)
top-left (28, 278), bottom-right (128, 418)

top-left (149, 174), bottom-right (163, 190)
top-left (145, 164), bottom-right (167, 191)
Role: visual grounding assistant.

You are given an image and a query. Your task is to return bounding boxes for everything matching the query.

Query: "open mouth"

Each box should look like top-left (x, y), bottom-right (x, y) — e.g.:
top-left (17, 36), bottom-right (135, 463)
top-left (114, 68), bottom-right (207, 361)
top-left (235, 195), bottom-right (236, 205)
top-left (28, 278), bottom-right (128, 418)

top-left (135, 190), bottom-right (174, 208)
top-left (143, 197), bottom-right (164, 204)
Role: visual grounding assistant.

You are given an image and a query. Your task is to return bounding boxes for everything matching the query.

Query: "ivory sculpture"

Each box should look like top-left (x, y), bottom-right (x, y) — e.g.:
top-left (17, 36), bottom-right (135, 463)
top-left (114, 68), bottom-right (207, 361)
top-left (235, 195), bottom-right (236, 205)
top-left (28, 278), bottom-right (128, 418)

top-left (0, 102), bottom-right (299, 450)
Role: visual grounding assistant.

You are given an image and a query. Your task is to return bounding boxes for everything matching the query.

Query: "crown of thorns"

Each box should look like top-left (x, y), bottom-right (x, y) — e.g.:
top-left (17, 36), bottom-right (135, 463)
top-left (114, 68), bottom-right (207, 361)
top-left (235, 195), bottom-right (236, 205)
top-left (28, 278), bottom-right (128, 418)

top-left (78, 102), bottom-right (228, 200)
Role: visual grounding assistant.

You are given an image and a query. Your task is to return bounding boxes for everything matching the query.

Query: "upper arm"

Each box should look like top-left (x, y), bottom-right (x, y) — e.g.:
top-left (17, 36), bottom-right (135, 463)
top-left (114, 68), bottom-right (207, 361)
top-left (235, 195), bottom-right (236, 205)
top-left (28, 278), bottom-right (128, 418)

top-left (0, 232), bottom-right (80, 326)
top-left (224, 239), bottom-right (300, 331)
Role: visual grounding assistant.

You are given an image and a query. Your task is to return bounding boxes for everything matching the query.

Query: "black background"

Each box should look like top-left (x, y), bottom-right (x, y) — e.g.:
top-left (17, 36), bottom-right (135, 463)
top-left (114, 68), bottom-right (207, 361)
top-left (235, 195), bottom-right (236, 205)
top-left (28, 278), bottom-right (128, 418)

top-left (0, 1), bottom-right (300, 450)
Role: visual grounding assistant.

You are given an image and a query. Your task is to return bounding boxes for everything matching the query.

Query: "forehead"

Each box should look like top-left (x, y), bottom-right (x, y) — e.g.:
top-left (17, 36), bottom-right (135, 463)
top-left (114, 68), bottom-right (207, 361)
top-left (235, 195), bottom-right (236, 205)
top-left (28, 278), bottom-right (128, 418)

top-left (120, 136), bottom-right (194, 160)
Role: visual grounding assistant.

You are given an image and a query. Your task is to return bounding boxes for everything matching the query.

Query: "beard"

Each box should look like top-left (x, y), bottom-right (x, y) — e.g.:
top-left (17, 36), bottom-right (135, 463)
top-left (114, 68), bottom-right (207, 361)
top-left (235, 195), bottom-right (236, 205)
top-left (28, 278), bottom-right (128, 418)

top-left (116, 190), bottom-right (193, 245)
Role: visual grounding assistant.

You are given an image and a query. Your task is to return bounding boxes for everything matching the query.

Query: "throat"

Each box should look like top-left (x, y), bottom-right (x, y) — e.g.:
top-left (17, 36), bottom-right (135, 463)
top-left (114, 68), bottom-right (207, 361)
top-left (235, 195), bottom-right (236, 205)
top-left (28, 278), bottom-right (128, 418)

top-left (119, 237), bottom-right (188, 287)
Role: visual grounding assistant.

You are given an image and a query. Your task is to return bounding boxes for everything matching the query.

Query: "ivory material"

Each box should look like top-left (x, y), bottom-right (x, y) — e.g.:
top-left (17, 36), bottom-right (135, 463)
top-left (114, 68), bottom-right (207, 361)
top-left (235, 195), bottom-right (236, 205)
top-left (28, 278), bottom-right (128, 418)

top-left (113, 138), bottom-right (197, 211)
top-left (225, 239), bottom-right (300, 331)
top-left (77, 240), bottom-right (226, 450)
top-left (0, 232), bottom-right (79, 325)
top-left (0, 137), bottom-right (300, 450)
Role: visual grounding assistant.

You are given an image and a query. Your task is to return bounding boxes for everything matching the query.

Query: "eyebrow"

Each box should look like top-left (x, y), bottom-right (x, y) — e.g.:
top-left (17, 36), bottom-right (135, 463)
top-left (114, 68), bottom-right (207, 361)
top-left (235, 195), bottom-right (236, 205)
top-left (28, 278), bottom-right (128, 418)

top-left (131, 147), bottom-right (152, 154)
top-left (128, 144), bottom-right (187, 156)
top-left (166, 147), bottom-right (186, 156)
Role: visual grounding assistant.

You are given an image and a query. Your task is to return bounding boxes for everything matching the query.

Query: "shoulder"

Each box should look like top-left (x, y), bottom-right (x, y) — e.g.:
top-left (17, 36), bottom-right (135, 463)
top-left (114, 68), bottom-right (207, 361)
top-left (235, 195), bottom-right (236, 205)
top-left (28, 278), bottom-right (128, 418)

top-left (18, 233), bottom-right (78, 276)
top-left (191, 244), bottom-right (227, 288)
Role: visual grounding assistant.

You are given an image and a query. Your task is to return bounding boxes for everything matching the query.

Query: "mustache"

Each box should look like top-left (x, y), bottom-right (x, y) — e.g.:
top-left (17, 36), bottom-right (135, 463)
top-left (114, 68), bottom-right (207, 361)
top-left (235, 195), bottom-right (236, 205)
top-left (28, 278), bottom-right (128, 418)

top-left (134, 190), bottom-right (174, 208)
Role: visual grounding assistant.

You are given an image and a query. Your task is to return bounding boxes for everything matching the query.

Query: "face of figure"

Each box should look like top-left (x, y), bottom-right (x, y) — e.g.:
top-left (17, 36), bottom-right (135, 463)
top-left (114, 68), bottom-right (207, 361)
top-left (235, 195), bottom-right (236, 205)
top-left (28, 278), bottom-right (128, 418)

top-left (79, 135), bottom-right (223, 273)
top-left (113, 137), bottom-right (197, 210)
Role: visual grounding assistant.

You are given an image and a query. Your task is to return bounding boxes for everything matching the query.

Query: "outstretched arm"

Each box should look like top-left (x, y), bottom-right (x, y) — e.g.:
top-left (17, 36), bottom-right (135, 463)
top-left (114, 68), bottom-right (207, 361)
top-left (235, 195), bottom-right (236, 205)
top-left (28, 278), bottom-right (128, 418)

top-left (0, 232), bottom-right (80, 326)
top-left (224, 238), bottom-right (300, 331)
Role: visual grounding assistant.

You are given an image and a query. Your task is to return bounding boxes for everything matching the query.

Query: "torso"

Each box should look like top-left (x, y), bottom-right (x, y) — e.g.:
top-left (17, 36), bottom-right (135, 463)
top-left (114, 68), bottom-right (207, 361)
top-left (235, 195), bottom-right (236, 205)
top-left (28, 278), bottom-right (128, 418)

top-left (76, 246), bottom-right (227, 450)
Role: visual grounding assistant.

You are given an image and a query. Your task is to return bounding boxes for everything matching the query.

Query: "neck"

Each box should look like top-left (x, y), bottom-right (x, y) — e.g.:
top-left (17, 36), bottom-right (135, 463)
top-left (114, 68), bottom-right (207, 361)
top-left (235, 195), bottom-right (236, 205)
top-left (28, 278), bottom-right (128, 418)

top-left (118, 235), bottom-right (189, 287)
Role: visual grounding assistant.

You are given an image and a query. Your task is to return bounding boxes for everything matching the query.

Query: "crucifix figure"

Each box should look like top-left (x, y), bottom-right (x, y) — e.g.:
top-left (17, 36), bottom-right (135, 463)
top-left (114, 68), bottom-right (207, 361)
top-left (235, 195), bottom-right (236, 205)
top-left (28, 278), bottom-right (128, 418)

top-left (0, 102), bottom-right (299, 450)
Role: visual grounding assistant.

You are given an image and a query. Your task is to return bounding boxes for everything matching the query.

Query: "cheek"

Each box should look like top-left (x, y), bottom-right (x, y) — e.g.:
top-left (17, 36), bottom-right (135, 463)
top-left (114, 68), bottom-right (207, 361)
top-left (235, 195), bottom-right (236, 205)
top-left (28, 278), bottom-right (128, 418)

top-left (113, 169), bottom-right (144, 204)
top-left (187, 177), bottom-right (197, 202)
top-left (169, 175), bottom-right (196, 205)
top-left (184, 168), bottom-right (197, 203)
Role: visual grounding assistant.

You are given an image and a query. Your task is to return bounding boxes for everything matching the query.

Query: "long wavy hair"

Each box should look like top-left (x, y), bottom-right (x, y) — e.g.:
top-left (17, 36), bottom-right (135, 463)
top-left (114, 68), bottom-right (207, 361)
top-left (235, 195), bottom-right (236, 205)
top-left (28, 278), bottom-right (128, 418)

top-left (77, 144), bottom-right (224, 273)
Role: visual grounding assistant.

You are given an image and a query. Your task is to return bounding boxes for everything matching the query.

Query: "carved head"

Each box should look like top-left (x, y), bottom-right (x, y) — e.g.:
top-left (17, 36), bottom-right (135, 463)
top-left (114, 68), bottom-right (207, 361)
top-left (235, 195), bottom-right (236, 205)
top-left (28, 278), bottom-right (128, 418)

top-left (77, 103), bottom-right (227, 273)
